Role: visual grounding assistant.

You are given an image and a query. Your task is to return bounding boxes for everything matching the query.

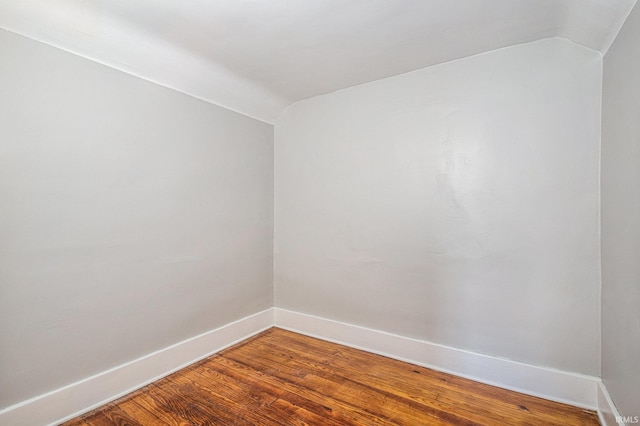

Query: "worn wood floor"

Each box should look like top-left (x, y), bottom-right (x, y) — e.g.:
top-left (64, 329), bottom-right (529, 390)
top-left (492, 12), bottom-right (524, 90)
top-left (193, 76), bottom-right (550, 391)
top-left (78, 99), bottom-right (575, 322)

top-left (61, 327), bottom-right (599, 425)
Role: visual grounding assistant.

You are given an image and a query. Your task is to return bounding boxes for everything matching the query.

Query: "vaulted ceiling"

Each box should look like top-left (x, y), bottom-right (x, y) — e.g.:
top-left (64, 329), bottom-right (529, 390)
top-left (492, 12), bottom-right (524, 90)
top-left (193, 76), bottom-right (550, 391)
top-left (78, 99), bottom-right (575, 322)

top-left (1, 0), bottom-right (636, 123)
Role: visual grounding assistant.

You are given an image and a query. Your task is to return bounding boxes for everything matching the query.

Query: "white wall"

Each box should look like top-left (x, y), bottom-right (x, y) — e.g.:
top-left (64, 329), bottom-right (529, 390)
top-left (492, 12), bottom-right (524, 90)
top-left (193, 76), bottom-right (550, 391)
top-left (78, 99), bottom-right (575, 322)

top-left (0, 30), bottom-right (273, 409)
top-left (602, 1), bottom-right (640, 418)
top-left (274, 38), bottom-right (602, 375)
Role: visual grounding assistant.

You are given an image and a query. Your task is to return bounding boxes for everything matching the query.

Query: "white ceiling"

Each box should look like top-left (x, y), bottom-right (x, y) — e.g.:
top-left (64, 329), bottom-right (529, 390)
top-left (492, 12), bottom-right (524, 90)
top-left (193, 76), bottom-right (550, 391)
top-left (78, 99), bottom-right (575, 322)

top-left (0, 0), bottom-right (636, 123)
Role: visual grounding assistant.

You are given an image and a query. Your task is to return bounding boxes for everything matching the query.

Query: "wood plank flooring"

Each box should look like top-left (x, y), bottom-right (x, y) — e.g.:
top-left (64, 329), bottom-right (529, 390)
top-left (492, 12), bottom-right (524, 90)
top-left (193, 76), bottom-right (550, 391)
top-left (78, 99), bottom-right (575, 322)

top-left (61, 328), bottom-right (600, 425)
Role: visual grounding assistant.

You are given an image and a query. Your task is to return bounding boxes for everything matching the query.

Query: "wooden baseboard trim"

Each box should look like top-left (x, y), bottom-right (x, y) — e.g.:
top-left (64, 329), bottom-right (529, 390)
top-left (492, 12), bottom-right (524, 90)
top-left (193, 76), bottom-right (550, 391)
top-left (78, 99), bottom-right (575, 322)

top-left (274, 308), bottom-right (600, 410)
top-left (3, 307), bottom-right (616, 425)
top-left (598, 381), bottom-right (624, 426)
top-left (0, 308), bottom-right (274, 426)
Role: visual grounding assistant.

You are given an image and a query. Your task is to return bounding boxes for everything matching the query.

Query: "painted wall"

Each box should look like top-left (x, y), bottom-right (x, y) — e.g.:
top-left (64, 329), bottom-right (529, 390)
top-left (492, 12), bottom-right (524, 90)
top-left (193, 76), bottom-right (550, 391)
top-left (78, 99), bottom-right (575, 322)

top-left (0, 31), bottom-right (273, 409)
top-left (274, 38), bottom-right (602, 375)
top-left (602, 2), bottom-right (640, 418)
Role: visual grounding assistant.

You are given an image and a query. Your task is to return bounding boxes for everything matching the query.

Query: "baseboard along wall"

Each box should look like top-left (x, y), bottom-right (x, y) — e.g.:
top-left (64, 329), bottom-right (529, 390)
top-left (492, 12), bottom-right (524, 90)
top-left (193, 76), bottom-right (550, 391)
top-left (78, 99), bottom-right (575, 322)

top-left (598, 381), bottom-right (625, 426)
top-left (0, 307), bottom-right (621, 425)
top-left (274, 308), bottom-right (601, 410)
top-left (0, 308), bottom-right (274, 426)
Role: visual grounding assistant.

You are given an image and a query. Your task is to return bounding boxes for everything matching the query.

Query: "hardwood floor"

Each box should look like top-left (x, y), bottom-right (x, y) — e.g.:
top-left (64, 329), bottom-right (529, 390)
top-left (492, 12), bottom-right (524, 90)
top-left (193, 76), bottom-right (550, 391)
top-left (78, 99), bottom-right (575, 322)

top-left (61, 328), bottom-right (599, 425)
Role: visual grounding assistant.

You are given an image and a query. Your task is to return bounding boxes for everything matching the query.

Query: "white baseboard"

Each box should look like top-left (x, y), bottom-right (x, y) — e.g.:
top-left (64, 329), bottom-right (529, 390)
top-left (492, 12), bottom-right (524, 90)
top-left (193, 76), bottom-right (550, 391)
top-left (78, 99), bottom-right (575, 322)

top-left (274, 308), bottom-right (600, 410)
top-left (598, 381), bottom-right (624, 426)
top-left (0, 308), bottom-right (274, 426)
top-left (2, 307), bottom-right (615, 425)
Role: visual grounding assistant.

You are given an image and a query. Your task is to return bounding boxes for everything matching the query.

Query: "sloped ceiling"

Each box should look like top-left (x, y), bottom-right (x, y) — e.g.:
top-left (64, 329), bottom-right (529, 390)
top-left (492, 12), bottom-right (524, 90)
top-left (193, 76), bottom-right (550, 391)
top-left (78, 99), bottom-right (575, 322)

top-left (0, 0), bottom-right (636, 123)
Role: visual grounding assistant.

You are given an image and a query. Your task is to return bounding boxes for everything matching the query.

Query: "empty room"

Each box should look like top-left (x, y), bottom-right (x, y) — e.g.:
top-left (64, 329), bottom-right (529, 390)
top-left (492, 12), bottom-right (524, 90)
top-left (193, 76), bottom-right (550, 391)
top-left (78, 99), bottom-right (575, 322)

top-left (1, 1), bottom-right (639, 425)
